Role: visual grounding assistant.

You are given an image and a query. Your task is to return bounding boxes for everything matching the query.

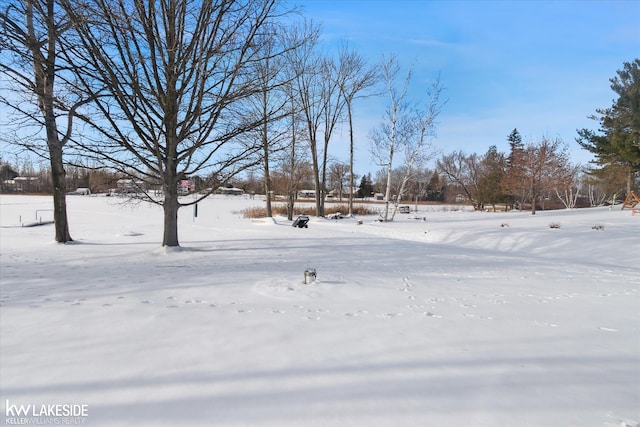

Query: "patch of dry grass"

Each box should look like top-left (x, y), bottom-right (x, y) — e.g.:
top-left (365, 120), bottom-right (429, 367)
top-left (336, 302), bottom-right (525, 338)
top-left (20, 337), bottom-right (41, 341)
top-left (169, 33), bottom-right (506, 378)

top-left (240, 203), bottom-right (379, 218)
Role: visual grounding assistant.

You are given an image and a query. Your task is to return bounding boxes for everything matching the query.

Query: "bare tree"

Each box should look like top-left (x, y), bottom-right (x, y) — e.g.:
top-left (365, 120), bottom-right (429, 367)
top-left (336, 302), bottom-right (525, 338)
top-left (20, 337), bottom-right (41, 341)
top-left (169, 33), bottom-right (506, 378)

top-left (61, 0), bottom-right (291, 246)
top-left (553, 164), bottom-right (582, 209)
top-left (371, 57), bottom-right (443, 221)
top-left (245, 21), bottom-right (306, 217)
top-left (438, 148), bottom-right (510, 211)
top-left (327, 160), bottom-right (350, 200)
top-left (335, 44), bottom-right (378, 216)
top-left (286, 19), bottom-right (327, 215)
top-left (388, 78), bottom-right (443, 220)
top-left (315, 55), bottom-right (351, 216)
top-left (520, 137), bottom-right (570, 214)
top-left (281, 20), bottom-right (319, 220)
top-left (370, 56), bottom-right (411, 221)
top-left (584, 182), bottom-right (609, 207)
top-left (0, 0), bottom-right (92, 243)
top-left (437, 151), bottom-right (483, 209)
top-left (289, 27), bottom-right (371, 217)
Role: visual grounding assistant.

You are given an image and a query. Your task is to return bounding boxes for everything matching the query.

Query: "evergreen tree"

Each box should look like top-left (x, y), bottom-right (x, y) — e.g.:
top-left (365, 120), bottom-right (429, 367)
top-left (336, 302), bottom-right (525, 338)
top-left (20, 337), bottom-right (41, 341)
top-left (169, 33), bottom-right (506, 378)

top-left (425, 172), bottom-right (444, 201)
top-left (504, 128), bottom-right (526, 208)
top-left (507, 128), bottom-right (524, 168)
top-left (577, 59), bottom-right (640, 194)
top-left (357, 173), bottom-right (374, 199)
top-left (478, 145), bottom-right (507, 209)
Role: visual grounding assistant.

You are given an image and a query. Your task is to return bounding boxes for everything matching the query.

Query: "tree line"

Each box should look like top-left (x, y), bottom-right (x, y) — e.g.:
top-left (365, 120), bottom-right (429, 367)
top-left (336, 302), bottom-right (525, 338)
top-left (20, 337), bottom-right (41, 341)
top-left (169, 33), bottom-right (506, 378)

top-left (0, 1), bottom-right (637, 246)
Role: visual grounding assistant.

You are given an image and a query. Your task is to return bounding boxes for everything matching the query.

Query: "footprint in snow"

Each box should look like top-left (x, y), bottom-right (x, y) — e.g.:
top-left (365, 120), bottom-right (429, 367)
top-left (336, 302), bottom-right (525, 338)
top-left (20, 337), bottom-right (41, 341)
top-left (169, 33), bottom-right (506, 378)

top-left (424, 312), bottom-right (442, 318)
top-left (534, 321), bottom-right (558, 328)
top-left (383, 313), bottom-right (403, 319)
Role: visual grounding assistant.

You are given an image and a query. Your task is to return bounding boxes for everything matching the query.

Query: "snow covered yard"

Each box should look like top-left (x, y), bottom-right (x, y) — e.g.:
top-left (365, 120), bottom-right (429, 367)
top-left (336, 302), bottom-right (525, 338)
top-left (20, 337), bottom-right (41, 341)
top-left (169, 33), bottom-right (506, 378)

top-left (1, 194), bottom-right (638, 426)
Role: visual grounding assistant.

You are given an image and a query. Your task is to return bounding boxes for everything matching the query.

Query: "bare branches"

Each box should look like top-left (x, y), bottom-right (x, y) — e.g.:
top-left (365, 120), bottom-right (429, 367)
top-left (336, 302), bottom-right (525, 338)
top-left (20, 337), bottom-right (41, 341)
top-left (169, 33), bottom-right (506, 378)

top-left (53, 0), bottom-right (298, 246)
top-left (370, 56), bottom-right (444, 221)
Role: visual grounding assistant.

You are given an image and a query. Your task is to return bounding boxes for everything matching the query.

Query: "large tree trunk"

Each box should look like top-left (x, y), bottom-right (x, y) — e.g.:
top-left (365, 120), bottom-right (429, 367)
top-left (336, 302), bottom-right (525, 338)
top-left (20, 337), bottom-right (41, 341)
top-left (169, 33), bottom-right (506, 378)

top-left (264, 175), bottom-right (273, 217)
top-left (163, 163), bottom-right (180, 246)
top-left (383, 144), bottom-right (394, 222)
top-left (310, 141), bottom-right (322, 217)
top-left (261, 91), bottom-right (272, 218)
top-left (627, 167), bottom-right (634, 194)
top-left (163, 191), bottom-right (180, 247)
top-left (37, 0), bottom-right (72, 243)
top-left (49, 143), bottom-right (72, 243)
top-left (263, 139), bottom-right (272, 218)
top-left (530, 188), bottom-right (538, 215)
top-left (287, 104), bottom-right (297, 221)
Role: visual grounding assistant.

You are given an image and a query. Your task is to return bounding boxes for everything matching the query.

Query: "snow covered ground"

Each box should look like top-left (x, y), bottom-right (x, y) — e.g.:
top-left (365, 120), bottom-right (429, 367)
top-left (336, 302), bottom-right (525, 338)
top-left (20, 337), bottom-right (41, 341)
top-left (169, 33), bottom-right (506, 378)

top-left (1, 194), bottom-right (638, 427)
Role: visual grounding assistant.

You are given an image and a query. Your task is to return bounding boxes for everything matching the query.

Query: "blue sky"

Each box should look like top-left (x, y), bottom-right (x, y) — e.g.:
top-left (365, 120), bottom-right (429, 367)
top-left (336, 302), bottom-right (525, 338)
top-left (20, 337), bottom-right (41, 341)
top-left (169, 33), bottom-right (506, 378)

top-left (288, 0), bottom-right (640, 175)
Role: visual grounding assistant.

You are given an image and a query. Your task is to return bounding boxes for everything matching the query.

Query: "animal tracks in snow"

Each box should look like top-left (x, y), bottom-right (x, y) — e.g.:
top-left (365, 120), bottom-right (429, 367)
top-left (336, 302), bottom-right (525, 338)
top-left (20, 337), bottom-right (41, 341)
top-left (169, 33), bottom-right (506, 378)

top-left (8, 274), bottom-right (630, 335)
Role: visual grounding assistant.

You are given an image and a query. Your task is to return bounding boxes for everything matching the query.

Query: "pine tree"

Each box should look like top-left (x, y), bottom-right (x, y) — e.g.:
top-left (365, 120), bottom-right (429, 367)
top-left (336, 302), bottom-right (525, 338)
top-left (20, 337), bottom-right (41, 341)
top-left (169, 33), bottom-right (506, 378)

top-left (507, 128), bottom-right (524, 168)
top-left (478, 145), bottom-right (507, 209)
top-left (358, 173), bottom-right (374, 199)
top-left (577, 59), bottom-right (640, 194)
top-left (425, 172), bottom-right (444, 201)
top-left (504, 128), bottom-right (526, 209)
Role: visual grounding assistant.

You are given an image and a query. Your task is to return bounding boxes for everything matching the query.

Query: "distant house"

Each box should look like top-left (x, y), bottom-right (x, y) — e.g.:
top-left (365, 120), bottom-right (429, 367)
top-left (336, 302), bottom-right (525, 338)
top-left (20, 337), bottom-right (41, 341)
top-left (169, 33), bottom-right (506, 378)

top-left (298, 190), bottom-right (316, 199)
top-left (455, 193), bottom-right (469, 203)
top-left (217, 187), bottom-right (244, 196)
top-left (116, 179), bottom-right (144, 193)
top-left (178, 179), bottom-right (195, 195)
top-left (69, 187), bottom-right (91, 195)
top-left (3, 176), bottom-right (40, 192)
top-left (328, 187), bottom-right (358, 199)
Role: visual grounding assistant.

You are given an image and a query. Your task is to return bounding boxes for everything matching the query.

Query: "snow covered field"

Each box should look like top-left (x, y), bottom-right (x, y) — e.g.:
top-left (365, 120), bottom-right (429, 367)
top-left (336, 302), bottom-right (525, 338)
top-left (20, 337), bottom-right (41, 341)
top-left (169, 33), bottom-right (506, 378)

top-left (1, 194), bottom-right (638, 427)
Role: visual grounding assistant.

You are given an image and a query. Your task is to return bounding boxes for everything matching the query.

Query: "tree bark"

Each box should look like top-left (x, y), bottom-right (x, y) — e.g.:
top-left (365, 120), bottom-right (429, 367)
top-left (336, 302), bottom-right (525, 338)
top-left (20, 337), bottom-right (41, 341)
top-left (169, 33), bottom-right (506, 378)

top-left (262, 120), bottom-right (273, 218)
top-left (49, 143), bottom-right (72, 243)
top-left (163, 190), bottom-right (180, 247)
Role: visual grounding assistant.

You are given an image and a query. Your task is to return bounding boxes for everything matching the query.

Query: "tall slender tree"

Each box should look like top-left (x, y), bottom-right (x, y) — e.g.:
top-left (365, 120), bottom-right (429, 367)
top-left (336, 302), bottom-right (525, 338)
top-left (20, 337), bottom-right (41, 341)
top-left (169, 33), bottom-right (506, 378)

top-left (286, 20), bottom-right (327, 216)
top-left (370, 56), bottom-right (411, 221)
top-left (245, 22), bottom-right (306, 218)
top-left (503, 128), bottom-right (525, 209)
top-left (371, 57), bottom-right (443, 221)
top-left (335, 45), bottom-right (378, 216)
